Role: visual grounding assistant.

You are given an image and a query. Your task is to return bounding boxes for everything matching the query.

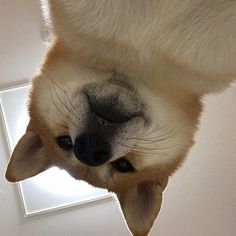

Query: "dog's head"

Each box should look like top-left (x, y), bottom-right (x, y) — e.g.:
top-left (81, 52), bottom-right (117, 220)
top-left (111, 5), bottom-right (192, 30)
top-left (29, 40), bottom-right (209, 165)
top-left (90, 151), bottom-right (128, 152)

top-left (6, 44), bottom-right (201, 235)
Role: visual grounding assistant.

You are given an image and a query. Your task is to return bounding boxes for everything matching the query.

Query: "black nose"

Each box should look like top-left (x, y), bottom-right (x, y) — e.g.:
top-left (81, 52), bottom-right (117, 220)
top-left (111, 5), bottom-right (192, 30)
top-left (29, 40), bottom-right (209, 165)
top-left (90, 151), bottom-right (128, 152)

top-left (74, 133), bottom-right (110, 166)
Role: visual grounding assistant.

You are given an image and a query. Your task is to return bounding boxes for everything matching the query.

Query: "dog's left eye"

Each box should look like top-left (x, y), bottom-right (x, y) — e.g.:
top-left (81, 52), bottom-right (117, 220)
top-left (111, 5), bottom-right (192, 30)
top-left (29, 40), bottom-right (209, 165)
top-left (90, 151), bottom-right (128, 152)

top-left (56, 135), bottom-right (73, 151)
top-left (111, 157), bottom-right (135, 173)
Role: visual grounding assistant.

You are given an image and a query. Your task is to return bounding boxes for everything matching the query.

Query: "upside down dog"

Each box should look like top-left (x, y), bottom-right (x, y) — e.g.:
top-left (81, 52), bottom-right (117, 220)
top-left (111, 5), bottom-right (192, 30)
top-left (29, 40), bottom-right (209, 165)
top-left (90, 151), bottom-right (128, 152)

top-left (6, 1), bottom-right (236, 235)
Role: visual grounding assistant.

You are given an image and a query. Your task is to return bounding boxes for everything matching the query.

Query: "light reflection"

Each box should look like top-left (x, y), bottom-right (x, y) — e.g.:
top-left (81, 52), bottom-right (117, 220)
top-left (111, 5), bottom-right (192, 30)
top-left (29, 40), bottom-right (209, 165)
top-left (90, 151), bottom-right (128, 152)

top-left (15, 103), bottom-right (29, 145)
top-left (31, 167), bottom-right (97, 197)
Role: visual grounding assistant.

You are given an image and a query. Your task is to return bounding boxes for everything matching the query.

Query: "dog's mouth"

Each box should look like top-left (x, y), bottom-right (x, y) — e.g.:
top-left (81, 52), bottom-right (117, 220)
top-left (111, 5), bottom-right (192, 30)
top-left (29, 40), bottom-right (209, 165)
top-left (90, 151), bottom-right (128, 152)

top-left (87, 93), bottom-right (138, 124)
top-left (83, 79), bottom-right (145, 123)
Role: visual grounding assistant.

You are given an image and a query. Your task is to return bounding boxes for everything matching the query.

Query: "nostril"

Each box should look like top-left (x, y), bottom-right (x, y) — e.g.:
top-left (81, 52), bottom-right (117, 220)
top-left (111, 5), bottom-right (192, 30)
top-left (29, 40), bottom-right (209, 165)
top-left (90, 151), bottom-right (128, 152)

top-left (93, 150), bottom-right (109, 164)
top-left (73, 133), bottom-right (111, 166)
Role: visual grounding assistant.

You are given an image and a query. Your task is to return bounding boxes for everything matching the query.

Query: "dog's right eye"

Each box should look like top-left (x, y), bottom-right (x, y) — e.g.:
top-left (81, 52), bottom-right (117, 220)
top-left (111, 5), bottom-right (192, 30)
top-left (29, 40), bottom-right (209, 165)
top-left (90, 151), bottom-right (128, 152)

top-left (111, 157), bottom-right (135, 173)
top-left (56, 135), bottom-right (73, 151)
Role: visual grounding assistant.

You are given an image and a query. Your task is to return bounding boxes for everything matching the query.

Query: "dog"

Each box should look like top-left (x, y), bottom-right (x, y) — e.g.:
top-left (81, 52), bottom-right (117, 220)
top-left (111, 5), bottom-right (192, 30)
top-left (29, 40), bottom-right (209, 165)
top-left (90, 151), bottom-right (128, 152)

top-left (6, 1), bottom-right (236, 235)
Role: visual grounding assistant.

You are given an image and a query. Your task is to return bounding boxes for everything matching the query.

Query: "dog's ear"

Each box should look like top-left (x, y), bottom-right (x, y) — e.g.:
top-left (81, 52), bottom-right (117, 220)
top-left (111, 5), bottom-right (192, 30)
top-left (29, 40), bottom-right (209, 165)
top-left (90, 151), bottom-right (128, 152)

top-left (116, 177), bottom-right (168, 236)
top-left (5, 122), bottom-right (51, 182)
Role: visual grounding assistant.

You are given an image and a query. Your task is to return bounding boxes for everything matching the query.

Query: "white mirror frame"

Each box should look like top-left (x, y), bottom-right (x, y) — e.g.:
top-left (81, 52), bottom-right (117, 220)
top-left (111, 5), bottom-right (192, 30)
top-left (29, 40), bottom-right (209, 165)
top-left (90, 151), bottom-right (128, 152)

top-left (0, 83), bottom-right (114, 217)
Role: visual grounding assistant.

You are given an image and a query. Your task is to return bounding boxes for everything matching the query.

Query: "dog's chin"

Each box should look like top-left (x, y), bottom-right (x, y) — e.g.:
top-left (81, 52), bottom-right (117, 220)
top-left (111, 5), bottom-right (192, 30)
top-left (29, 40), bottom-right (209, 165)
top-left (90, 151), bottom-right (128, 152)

top-left (59, 154), bottom-right (136, 191)
top-left (62, 164), bottom-right (111, 190)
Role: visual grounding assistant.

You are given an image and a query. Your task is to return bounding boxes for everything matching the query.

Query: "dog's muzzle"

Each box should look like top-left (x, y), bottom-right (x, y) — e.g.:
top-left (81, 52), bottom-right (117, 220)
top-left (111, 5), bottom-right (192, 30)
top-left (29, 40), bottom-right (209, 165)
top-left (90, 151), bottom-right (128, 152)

top-left (74, 132), bottom-right (111, 166)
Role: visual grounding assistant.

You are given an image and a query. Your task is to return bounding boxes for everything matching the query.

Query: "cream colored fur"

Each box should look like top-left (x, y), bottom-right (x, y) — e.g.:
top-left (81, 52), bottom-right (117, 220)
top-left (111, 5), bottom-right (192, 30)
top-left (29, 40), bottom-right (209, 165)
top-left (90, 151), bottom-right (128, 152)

top-left (6, 1), bottom-right (236, 236)
top-left (45, 0), bottom-right (236, 93)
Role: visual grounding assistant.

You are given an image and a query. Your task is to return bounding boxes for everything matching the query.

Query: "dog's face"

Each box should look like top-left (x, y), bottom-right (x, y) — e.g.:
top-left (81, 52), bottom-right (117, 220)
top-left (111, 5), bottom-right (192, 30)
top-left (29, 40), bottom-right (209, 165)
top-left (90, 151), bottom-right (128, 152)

top-left (5, 50), bottom-right (201, 235)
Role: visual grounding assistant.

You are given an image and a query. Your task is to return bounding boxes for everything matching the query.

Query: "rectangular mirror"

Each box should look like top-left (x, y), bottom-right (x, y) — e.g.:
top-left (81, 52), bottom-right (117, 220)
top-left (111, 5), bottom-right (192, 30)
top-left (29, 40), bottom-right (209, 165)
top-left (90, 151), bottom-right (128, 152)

top-left (0, 85), bottom-right (112, 217)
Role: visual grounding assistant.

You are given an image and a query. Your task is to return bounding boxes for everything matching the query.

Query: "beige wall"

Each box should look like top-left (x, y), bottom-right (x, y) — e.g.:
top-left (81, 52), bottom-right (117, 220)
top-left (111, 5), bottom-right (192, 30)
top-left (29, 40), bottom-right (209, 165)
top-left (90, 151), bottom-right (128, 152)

top-left (0, 0), bottom-right (45, 88)
top-left (0, 1), bottom-right (235, 236)
top-left (155, 85), bottom-right (236, 236)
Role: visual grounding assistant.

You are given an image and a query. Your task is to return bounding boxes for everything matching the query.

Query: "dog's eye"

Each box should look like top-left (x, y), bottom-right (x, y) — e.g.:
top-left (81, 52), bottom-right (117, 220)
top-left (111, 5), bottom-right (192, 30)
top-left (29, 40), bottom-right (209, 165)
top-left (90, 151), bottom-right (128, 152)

top-left (56, 135), bottom-right (73, 151)
top-left (111, 157), bottom-right (135, 173)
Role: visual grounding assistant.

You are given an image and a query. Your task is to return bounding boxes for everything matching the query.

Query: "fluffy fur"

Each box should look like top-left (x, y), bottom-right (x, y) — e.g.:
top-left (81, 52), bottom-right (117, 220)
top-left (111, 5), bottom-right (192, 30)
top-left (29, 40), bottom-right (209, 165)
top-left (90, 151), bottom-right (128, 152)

top-left (6, 1), bottom-right (236, 235)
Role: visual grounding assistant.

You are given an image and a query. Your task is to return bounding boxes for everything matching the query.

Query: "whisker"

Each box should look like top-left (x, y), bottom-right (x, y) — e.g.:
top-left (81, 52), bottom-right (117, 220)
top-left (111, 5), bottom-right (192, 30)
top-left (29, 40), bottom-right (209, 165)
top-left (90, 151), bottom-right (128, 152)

top-left (50, 86), bottom-right (72, 120)
top-left (123, 125), bottom-right (176, 146)
top-left (126, 129), bottom-right (175, 142)
top-left (50, 87), bottom-right (80, 130)
top-left (121, 144), bottom-right (177, 159)
top-left (61, 82), bottom-right (76, 109)
top-left (42, 69), bottom-right (67, 94)
top-left (128, 142), bottom-right (177, 152)
top-left (42, 69), bottom-right (81, 122)
top-left (53, 84), bottom-right (75, 116)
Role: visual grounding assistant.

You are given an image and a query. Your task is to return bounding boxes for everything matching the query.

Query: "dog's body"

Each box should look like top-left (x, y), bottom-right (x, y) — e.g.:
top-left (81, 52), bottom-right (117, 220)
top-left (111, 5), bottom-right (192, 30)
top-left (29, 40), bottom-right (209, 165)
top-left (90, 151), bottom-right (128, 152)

top-left (46, 0), bottom-right (236, 93)
top-left (6, 1), bottom-right (236, 235)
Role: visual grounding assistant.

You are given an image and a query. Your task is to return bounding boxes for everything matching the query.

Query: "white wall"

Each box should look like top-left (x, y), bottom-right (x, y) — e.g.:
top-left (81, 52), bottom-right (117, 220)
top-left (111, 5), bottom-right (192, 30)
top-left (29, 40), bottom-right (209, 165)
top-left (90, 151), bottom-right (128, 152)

top-left (0, 0), bottom-right (45, 88)
top-left (154, 85), bottom-right (236, 236)
top-left (0, 1), bottom-right (235, 236)
top-left (0, 1), bottom-right (130, 236)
